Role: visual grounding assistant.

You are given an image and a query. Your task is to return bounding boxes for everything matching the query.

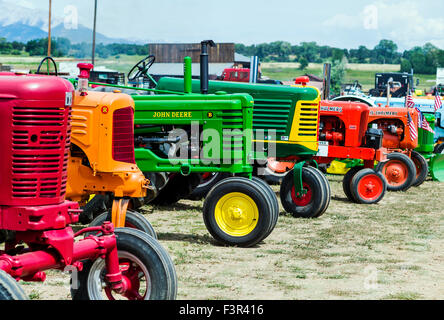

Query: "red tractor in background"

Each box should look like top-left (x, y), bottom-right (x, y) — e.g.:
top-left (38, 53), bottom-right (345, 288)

top-left (218, 67), bottom-right (283, 85)
top-left (0, 73), bottom-right (176, 300)
top-left (368, 107), bottom-right (423, 191)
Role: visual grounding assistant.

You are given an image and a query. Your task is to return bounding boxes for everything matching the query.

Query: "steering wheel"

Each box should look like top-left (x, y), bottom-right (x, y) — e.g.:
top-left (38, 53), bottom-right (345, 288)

top-left (36, 56), bottom-right (58, 76)
top-left (128, 55), bottom-right (155, 81)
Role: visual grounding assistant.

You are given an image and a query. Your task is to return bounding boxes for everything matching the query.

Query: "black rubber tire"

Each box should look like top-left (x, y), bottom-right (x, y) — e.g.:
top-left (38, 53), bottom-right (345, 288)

top-left (71, 228), bottom-right (177, 300)
top-left (305, 166), bottom-right (331, 217)
top-left (251, 176), bottom-right (279, 238)
top-left (350, 169), bottom-right (387, 204)
top-left (410, 150), bottom-right (429, 187)
top-left (279, 167), bottom-right (327, 218)
top-left (0, 270), bottom-right (28, 300)
top-left (203, 177), bottom-right (274, 247)
top-left (79, 195), bottom-right (109, 224)
top-left (88, 210), bottom-right (157, 239)
top-left (434, 143), bottom-right (444, 154)
top-left (150, 173), bottom-right (202, 205)
top-left (342, 166), bottom-right (364, 202)
top-left (188, 172), bottom-right (232, 200)
top-left (375, 152), bottom-right (417, 192)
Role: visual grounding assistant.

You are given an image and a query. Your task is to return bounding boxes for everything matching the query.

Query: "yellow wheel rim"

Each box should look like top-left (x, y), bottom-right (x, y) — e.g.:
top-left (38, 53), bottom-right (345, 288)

top-left (214, 192), bottom-right (259, 237)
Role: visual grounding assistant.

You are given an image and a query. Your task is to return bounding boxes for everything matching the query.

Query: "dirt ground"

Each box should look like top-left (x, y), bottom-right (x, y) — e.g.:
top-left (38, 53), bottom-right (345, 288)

top-left (21, 175), bottom-right (443, 300)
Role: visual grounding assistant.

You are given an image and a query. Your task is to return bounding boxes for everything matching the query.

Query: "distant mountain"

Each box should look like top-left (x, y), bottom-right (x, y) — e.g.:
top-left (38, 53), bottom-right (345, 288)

top-left (0, 0), bottom-right (143, 44)
top-left (0, 23), bottom-right (47, 42)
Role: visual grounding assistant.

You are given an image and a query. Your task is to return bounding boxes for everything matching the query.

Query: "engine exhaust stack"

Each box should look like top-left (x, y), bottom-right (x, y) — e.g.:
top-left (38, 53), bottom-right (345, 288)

top-left (200, 40), bottom-right (216, 94)
top-left (322, 63), bottom-right (331, 100)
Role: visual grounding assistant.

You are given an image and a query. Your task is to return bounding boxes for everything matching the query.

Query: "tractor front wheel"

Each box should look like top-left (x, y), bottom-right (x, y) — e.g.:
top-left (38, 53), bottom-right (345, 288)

top-left (251, 176), bottom-right (279, 238)
top-left (0, 270), bottom-right (28, 300)
top-left (342, 166), bottom-right (363, 202)
top-left (350, 169), bottom-right (387, 204)
top-left (279, 167), bottom-right (329, 218)
top-left (71, 228), bottom-right (177, 300)
top-left (376, 152), bottom-right (416, 191)
top-left (203, 177), bottom-right (275, 247)
top-left (88, 210), bottom-right (157, 239)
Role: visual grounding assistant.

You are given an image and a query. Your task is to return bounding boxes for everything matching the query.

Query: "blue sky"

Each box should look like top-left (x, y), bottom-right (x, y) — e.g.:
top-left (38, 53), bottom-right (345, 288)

top-left (5, 0), bottom-right (444, 50)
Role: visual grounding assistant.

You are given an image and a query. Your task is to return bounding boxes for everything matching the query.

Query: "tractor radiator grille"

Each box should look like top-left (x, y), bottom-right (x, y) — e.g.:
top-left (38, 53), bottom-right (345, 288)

top-left (112, 106), bottom-right (136, 164)
top-left (252, 99), bottom-right (292, 135)
top-left (11, 106), bottom-right (71, 199)
top-left (293, 101), bottom-right (319, 138)
top-left (219, 109), bottom-right (244, 162)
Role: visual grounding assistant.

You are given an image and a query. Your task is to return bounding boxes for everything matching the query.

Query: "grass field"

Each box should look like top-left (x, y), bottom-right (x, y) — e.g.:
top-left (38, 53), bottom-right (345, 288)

top-left (20, 175), bottom-right (443, 300)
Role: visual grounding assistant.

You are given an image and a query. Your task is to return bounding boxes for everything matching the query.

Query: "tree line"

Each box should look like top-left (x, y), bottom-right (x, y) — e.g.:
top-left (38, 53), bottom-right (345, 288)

top-left (0, 37), bottom-right (148, 59)
top-left (1, 37), bottom-right (443, 75)
top-left (236, 40), bottom-right (444, 75)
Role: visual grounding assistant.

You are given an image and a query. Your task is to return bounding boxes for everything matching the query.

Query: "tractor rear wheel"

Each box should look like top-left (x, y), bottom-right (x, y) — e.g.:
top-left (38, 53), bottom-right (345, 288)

top-left (342, 166), bottom-right (363, 202)
top-left (188, 172), bottom-right (232, 200)
top-left (0, 270), bottom-right (28, 300)
top-left (411, 150), bottom-right (429, 187)
top-left (88, 210), bottom-right (157, 239)
top-left (150, 173), bottom-right (202, 205)
top-left (279, 167), bottom-right (328, 218)
top-left (350, 169), bottom-right (387, 204)
top-left (71, 228), bottom-right (177, 300)
top-left (202, 177), bottom-right (275, 247)
top-left (376, 152), bottom-right (416, 191)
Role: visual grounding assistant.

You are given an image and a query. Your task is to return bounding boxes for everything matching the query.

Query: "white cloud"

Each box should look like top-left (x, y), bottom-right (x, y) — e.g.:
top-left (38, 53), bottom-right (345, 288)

top-left (322, 0), bottom-right (444, 49)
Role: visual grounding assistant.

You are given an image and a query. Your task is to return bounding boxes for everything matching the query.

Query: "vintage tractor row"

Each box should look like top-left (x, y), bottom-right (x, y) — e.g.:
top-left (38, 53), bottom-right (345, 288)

top-left (80, 41), bottom-right (330, 227)
top-left (154, 70), bottom-right (331, 218)
top-left (0, 72), bottom-right (177, 300)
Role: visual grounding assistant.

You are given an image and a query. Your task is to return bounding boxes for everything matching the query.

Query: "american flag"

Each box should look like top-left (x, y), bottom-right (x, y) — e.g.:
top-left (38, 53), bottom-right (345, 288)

top-left (415, 106), bottom-right (422, 128)
top-left (406, 91), bottom-right (415, 108)
top-left (434, 94), bottom-right (442, 112)
top-left (421, 115), bottom-right (435, 134)
top-left (408, 111), bottom-right (418, 141)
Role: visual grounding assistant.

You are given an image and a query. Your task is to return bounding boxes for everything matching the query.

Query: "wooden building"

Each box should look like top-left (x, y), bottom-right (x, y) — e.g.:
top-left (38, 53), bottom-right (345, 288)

top-left (147, 43), bottom-right (235, 63)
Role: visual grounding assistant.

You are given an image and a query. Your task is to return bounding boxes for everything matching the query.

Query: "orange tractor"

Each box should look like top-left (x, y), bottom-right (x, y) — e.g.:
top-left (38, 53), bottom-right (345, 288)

top-left (64, 62), bottom-right (156, 236)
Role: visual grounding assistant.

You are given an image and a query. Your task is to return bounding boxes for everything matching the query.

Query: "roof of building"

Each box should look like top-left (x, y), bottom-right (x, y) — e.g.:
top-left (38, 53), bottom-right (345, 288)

top-left (234, 53), bottom-right (250, 63)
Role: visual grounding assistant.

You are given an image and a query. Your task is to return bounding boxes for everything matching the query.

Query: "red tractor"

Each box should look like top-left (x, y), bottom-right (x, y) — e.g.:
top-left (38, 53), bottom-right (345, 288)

top-left (314, 101), bottom-right (388, 204)
top-left (0, 73), bottom-right (176, 300)
top-left (218, 67), bottom-right (283, 84)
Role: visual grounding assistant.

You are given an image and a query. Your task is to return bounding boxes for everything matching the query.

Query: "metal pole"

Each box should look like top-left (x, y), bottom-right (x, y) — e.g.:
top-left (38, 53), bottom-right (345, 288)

top-left (47, 0), bottom-right (52, 56)
top-left (322, 63), bottom-right (331, 100)
top-left (92, 0), bottom-right (98, 67)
